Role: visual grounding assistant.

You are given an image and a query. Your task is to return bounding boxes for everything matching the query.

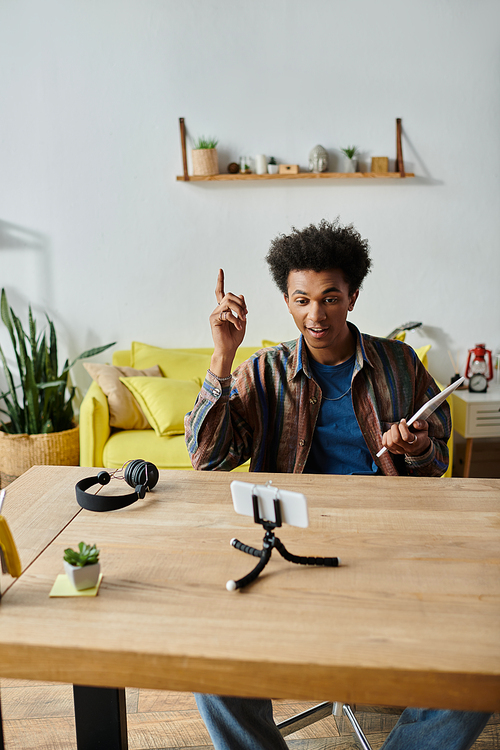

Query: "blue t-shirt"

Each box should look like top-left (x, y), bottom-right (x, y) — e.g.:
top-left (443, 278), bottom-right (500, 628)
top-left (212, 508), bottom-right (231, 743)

top-left (305, 354), bottom-right (378, 475)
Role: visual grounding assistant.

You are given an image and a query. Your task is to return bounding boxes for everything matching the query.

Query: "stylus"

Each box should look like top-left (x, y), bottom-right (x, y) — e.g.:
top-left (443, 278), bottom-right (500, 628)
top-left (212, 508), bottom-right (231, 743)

top-left (376, 377), bottom-right (465, 458)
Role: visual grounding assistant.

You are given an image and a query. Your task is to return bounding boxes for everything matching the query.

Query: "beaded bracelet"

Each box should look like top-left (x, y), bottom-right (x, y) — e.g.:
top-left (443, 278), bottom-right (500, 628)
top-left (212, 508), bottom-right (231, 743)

top-left (207, 369), bottom-right (232, 382)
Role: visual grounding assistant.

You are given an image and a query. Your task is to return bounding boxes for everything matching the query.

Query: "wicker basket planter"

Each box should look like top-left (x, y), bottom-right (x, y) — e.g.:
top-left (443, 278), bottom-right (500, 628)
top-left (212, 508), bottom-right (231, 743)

top-left (0, 424), bottom-right (80, 488)
top-left (191, 148), bottom-right (219, 176)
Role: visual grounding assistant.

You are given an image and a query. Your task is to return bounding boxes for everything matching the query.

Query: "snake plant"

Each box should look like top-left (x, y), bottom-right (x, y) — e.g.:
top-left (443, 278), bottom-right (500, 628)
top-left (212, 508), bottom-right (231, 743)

top-left (0, 288), bottom-right (114, 434)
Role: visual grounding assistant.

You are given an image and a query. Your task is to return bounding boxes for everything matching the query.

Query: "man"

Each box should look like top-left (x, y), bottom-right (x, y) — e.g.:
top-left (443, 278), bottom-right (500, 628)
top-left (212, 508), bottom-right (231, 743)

top-left (185, 219), bottom-right (489, 750)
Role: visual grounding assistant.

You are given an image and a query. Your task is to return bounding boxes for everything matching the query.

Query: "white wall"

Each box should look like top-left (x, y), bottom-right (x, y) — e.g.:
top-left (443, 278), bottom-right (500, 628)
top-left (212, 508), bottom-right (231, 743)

top-left (1, 0), bottom-right (499, 399)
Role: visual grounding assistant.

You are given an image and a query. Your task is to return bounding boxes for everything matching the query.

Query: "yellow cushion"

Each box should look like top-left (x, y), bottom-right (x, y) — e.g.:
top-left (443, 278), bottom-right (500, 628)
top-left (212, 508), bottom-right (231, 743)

top-left (131, 342), bottom-right (211, 382)
top-left (103, 430), bottom-right (194, 469)
top-left (393, 331), bottom-right (406, 341)
top-left (414, 344), bottom-right (431, 370)
top-left (83, 363), bottom-right (162, 430)
top-left (233, 346), bottom-right (263, 367)
top-left (120, 377), bottom-right (200, 437)
top-left (102, 429), bottom-right (251, 472)
top-left (131, 341), bottom-right (266, 380)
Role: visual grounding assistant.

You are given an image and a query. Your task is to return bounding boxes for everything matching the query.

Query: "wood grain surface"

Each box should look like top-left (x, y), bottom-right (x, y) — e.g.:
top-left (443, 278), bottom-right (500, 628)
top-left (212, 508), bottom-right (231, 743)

top-left (0, 467), bottom-right (498, 712)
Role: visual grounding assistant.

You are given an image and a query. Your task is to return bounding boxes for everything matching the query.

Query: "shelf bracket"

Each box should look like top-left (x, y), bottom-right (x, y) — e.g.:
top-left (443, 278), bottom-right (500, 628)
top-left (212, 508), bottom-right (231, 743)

top-left (179, 117), bottom-right (189, 181)
top-left (396, 118), bottom-right (406, 178)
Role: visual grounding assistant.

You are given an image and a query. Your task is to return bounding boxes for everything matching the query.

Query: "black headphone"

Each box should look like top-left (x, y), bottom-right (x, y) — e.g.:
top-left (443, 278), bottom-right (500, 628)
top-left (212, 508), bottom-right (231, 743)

top-left (75, 459), bottom-right (159, 512)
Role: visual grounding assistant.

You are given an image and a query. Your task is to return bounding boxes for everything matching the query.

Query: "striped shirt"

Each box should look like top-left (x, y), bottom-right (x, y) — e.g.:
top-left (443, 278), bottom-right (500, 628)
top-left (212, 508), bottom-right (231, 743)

top-left (184, 325), bottom-right (451, 477)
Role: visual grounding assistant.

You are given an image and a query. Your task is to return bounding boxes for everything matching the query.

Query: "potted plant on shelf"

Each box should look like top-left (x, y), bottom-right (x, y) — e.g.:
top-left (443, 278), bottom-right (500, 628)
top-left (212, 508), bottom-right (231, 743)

top-left (267, 157), bottom-right (278, 175)
top-left (63, 542), bottom-right (100, 590)
top-left (0, 288), bottom-right (114, 487)
top-left (340, 146), bottom-right (359, 173)
top-left (191, 136), bottom-right (219, 176)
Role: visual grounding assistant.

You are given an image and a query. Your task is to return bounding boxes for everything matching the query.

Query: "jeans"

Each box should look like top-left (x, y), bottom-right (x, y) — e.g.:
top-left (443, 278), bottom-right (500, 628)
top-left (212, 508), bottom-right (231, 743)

top-left (195, 694), bottom-right (491, 750)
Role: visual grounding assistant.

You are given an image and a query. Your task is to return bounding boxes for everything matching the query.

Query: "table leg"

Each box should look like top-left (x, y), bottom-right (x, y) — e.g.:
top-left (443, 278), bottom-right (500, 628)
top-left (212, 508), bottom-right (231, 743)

top-left (464, 437), bottom-right (474, 478)
top-left (73, 685), bottom-right (128, 750)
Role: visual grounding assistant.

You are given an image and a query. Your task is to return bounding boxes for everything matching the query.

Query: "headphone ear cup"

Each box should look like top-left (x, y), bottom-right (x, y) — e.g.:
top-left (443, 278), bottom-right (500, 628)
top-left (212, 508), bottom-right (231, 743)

top-left (124, 459), bottom-right (144, 489)
top-left (144, 461), bottom-right (159, 490)
top-left (124, 460), bottom-right (159, 492)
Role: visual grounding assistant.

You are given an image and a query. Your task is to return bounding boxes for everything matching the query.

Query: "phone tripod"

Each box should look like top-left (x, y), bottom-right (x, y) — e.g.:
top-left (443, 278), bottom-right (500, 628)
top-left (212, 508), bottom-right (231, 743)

top-left (226, 493), bottom-right (340, 591)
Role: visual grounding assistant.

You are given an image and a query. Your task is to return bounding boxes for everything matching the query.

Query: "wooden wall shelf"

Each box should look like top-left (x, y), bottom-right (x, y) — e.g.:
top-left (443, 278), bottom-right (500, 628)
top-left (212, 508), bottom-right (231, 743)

top-left (177, 172), bottom-right (414, 182)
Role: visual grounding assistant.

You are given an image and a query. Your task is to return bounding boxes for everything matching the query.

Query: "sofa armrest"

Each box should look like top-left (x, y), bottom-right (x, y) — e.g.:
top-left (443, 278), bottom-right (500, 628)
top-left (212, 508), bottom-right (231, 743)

top-left (79, 380), bottom-right (111, 467)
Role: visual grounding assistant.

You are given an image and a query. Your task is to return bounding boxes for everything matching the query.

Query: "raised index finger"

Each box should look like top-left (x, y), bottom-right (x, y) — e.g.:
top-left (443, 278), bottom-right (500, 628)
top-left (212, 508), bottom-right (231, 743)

top-left (215, 268), bottom-right (225, 304)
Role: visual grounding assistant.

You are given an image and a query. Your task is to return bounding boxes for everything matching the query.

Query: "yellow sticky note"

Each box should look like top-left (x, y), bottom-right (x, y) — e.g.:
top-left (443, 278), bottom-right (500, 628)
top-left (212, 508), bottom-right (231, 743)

top-left (49, 574), bottom-right (103, 598)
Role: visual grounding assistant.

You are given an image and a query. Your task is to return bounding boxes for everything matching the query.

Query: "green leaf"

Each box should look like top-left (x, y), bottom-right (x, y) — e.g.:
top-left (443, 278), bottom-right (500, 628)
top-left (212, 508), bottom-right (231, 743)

top-left (0, 345), bottom-right (23, 431)
top-left (68, 342), bottom-right (116, 370)
top-left (1, 289), bottom-right (17, 350)
top-left (64, 541), bottom-right (99, 567)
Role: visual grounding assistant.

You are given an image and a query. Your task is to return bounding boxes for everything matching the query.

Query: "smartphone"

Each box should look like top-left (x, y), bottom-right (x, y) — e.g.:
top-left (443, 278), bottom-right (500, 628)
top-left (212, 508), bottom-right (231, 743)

top-left (230, 480), bottom-right (309, 528)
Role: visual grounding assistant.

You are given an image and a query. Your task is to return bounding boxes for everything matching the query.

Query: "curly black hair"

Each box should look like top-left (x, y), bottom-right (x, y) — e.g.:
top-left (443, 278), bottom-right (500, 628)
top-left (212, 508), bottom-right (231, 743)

top-left (265, 219), bottom-right (372, 295)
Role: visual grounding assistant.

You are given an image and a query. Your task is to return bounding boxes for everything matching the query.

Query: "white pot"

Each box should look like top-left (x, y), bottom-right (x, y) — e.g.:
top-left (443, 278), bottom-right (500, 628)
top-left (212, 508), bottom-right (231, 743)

top-left (267, 164), bottom-right (279, 174)
top-left (341, 156), bottom-right (357, 173)
top-left (64, 561), bottom-right (101, 591)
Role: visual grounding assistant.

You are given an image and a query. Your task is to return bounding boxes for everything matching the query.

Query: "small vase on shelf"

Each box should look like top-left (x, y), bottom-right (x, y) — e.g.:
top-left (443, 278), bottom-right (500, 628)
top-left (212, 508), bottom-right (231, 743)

top-left (267, 157), bottom-right (278, 175)
top-left (340, 146), bottom-right (358, 173)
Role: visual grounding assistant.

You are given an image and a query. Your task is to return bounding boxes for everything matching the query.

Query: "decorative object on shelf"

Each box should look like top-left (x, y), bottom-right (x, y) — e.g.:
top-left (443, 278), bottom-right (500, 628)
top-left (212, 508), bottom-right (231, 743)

top-left (255, 155), bottom-right (268, 175)
top-left (309, 145), bottom-right (328, 173)
top-left (227, 162), bottom-right (240, 174)
top-left (279, 164), bottom-right (299, 174)
top-left (371, 156), bottom-right (389, 174)
top-left (465, 344), bottom-right (494, 393)
top-left (0, 289), bottom-right (115, 487)
top-left (267, 157), bottom-right (278, 174)
top-left (240, 156), bottom-right (252, 174)
top-left (340, 146), bottom-right (358, 173)
top-left (63, 541), bottom-right (101, 591)
top-left (192, 136), bottom-right (219, 176)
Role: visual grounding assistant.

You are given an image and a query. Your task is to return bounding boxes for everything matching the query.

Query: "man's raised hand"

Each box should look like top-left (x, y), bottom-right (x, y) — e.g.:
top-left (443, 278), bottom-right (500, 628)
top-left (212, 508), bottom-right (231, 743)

top-left (209, 269), bottom-right (247, 378)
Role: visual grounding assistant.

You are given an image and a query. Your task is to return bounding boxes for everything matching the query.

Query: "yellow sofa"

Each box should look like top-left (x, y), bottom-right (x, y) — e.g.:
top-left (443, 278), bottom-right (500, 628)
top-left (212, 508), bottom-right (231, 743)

top-left (79, 340), bottom-right (452, 477)
top-left (79, 343), bottom-right (262, 470)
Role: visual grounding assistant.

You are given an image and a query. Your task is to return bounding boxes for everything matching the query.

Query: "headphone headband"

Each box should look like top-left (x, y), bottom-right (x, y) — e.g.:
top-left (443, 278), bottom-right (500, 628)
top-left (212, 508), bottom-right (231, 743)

top-left (75, 460), bottom-right (159, 512)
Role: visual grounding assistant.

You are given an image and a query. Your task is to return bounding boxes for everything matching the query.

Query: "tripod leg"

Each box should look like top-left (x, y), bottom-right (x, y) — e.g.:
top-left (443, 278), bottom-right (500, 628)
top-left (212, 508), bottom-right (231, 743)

top-left (273, 538), bottom-right (340, 567)
top-left (227, 547), bottom-right (272, 591)
top-left (231, 538), bottom-right (263, 558)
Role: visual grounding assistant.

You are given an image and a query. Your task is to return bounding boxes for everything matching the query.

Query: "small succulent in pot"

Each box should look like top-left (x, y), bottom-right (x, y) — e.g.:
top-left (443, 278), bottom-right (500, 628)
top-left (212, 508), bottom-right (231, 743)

top-left (339, 145), bottom-right (359, 173)
top-left (267, 156), bottom-right (279, 175)
top-left (63, 542), bottom-right (101, 590)
top-left (64, 542), bottom-right (100, 567)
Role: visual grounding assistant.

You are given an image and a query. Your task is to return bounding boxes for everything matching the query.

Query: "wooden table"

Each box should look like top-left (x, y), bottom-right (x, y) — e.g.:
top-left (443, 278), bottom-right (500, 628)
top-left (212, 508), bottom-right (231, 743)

top-left (1, 466), bottom-right (499, 748)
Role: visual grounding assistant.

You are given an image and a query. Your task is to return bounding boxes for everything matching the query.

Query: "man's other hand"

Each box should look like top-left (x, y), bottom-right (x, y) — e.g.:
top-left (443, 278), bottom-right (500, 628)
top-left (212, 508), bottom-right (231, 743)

top-left (382, 419), bottom-right (431, 456)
